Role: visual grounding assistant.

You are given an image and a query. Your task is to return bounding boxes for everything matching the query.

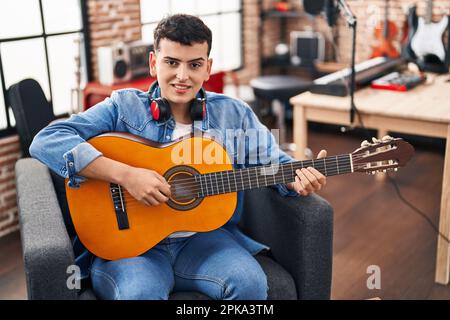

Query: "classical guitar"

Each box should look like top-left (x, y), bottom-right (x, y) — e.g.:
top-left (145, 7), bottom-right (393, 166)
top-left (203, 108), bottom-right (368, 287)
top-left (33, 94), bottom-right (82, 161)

top-left (410, 0), bottom-right (448, 63)
top-left (65, 133), bottom-right (414, 260)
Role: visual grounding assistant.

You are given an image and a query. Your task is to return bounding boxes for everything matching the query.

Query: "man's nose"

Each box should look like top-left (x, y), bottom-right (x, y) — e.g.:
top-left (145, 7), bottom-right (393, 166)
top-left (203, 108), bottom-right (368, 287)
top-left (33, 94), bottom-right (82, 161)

top-left (176, 64), bottom-right (189, 81)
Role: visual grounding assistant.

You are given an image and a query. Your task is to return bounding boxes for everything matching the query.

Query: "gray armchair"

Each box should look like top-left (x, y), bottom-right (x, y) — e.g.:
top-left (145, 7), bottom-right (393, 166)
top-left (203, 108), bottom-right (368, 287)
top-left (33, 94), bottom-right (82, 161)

top-left (15, 158), bottom-right (333, 300)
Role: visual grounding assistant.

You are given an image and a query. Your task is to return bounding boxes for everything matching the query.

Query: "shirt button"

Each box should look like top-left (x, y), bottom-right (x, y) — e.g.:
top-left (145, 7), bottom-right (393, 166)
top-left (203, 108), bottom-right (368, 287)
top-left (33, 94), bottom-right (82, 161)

top-left (69, 162), bottom-right (74, 167)
top-left (166, 135), bottom-right (170, 139)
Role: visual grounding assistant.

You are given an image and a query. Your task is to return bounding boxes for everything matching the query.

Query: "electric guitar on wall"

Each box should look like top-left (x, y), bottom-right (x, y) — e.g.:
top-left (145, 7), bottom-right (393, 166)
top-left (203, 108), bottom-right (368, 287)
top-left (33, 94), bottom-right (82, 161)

top-left (65, 133), bottom-right (414, 260)
top-left (410, 0), bottom-right (448, 64)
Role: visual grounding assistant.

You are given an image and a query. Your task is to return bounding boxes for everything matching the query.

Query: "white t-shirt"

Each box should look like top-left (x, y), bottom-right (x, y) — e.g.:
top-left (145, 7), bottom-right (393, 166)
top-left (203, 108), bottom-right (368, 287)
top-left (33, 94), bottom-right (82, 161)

top-left (168, 122), bottom-right (197, 238)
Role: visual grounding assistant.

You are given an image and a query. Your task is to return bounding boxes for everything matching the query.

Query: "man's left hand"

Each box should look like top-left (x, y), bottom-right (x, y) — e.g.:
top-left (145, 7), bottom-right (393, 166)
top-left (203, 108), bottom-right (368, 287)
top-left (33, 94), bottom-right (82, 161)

top-left (287, 150), bottom-right (327, 196)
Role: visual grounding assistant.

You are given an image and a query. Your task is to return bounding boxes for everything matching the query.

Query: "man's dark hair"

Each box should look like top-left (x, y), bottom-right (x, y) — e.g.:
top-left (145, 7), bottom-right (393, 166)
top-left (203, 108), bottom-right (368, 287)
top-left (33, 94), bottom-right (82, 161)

top-left (153, 14), bottom-right (212, 56)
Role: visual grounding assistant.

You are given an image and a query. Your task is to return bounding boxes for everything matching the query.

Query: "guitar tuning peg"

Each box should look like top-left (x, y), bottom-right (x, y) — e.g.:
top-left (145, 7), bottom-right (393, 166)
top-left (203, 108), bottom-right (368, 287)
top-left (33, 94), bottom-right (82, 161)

top-left (361, 140), bottom-right (370, 147)
top-left (382, 135), bottom-right (393, 142)
top-left (394, 168), bottom-right (398, 172)
top-left (372, 137), bottom-right (381, 144)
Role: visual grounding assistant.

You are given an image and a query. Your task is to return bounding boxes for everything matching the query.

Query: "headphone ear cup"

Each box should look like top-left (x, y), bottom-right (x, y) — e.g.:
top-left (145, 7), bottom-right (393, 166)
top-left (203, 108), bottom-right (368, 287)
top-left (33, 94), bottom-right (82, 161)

top-left (190, 99), bottom-right (205, 121)
top-left (151, 98), bottom-right (172, 123)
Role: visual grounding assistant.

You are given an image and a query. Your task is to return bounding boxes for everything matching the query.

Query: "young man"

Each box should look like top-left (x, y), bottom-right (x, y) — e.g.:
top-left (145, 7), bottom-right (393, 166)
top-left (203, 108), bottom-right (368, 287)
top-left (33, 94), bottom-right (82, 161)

top-left (30, 14), bottom-right (327, 300)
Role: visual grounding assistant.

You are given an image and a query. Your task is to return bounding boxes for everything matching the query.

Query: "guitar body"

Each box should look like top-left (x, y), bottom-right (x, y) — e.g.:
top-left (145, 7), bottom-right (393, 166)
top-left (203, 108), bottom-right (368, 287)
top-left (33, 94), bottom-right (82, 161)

top-left (410, 15), bottom-right (448, 62)
top-left (65, 133), bottom-right (236, 260)
top-left (371, 20), bottom-right (400, 58)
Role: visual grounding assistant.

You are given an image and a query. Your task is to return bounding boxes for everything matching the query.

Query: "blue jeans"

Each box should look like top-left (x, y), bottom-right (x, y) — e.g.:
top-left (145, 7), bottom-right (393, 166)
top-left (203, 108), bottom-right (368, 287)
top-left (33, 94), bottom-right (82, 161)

top-left (90, 228), bottom-right (268, 300)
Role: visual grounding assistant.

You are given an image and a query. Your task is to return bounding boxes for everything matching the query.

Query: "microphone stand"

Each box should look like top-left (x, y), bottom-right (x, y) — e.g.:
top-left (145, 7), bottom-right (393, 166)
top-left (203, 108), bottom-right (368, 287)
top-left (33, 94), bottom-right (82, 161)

top-left (336, 0), bottom-right (357, 128)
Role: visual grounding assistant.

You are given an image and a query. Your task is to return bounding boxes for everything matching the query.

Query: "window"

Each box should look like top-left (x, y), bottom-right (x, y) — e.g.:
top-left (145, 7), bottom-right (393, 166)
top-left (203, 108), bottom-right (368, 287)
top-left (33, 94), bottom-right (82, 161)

top-left (140, 0), bottom-right (242, 73)
top-left (0, 0), bottom-right (89, 136)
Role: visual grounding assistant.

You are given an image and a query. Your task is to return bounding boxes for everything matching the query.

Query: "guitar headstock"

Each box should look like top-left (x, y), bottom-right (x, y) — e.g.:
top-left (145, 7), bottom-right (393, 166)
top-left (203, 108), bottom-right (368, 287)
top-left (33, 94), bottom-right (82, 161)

top-left (351, 136), bottom-right (415, 174)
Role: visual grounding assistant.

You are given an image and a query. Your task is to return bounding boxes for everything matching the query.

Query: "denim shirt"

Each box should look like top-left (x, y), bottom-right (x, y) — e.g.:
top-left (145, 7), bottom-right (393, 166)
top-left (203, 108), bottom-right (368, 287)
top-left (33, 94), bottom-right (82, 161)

top-left (29, 87), bottom-right (298, 279)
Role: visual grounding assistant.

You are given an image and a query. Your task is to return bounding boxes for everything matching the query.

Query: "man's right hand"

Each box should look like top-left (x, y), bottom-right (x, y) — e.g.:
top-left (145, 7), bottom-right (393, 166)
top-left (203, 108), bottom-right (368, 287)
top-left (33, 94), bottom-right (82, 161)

top-left (122, 167), bottom-right (171, 207)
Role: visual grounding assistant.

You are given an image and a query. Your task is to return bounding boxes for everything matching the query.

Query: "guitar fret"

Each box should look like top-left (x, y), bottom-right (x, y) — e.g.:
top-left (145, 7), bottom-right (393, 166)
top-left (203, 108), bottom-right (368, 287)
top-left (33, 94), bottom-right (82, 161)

top-left (200, 175), bottom-right (209, 196)
top-left (233, 170), bottom-right (238, 192)
top-left (196, 175), bottom-right (203, 197)
top-left (336, 156), bottom-right (340, 175)
top-left (221, 172), bottom-right (225, 194)
top-left (216, 173), bottom-right (220, 194)
top-left (209, 174), bottom-right (214, 195)
top-left (290, 162), bottom-right (294, 182)
top-left (226, 171), bottom-right (231, 193)
top-left (247, 168), bottom-right (252, 188)
top-left (263, 167), bottom-right (267, 186)
top-left (240, 170), bottom-right (244, 190)
top-left (271, 166), bottom-right (276, 185)
top-left (281, 164), bottom-right (286, 184)
top-left (254, 167), bottom-right (259, 188)
top-left (323, 158), bottom-right (327, 176)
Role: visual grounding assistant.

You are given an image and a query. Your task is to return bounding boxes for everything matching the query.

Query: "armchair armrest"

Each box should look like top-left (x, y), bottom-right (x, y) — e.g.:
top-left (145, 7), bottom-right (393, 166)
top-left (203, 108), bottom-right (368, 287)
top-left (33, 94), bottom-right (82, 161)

top-left (15, 158), bottom-right (77, 300)
top-left (241, 188), bottom-right (333, 300)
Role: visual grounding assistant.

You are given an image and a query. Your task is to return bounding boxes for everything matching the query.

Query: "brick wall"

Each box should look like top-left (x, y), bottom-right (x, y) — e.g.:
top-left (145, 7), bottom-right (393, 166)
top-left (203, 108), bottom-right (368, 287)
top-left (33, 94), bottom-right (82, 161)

top-left (0, 136), bottom-right (21, 238)
top-left (88, 0), bottom-right (143, 81)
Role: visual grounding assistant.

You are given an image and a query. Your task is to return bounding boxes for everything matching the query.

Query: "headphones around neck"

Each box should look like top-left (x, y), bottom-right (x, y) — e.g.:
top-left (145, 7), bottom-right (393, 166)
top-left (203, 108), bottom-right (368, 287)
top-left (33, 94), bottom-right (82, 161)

top-left (149, 81), bottom-right (207, 123)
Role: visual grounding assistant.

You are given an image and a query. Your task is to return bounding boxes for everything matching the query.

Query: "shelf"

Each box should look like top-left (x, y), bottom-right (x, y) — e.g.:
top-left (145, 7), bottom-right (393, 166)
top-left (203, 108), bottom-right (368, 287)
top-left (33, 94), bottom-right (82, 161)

top-left (261, 10), bottom-right (306, 19)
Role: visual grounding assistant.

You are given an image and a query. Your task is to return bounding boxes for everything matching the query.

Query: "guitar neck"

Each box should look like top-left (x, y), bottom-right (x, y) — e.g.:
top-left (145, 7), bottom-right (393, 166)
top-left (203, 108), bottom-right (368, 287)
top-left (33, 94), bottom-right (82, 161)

top-left (426, 0), bottom-right (433, 23)
top-left (196, 154), bottom-right (353, 197)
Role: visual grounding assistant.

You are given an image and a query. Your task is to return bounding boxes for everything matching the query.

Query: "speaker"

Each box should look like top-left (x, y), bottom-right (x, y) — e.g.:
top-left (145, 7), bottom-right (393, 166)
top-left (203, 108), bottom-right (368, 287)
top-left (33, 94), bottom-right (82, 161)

top-left (290, 31), bottom-right (325, 67)
top-left (97, 41), bottom-right (153, 85)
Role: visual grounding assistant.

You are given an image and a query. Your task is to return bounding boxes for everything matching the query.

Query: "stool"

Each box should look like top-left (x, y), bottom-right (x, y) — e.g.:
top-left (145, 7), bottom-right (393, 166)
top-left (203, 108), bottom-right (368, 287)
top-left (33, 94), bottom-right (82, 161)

top-left (250, 75), bottom-right (312, 153)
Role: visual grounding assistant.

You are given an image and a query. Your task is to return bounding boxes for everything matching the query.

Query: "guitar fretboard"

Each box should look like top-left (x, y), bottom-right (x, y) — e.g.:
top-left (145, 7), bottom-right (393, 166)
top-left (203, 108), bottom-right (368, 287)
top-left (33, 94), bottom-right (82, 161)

top-left (192, 154), bottom-right (352, 197)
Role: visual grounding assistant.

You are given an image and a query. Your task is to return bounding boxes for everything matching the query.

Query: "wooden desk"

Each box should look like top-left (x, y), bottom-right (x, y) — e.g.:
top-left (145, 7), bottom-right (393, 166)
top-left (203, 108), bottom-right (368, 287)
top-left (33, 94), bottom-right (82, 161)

top-left (290, 74), bottom-right (450, 285)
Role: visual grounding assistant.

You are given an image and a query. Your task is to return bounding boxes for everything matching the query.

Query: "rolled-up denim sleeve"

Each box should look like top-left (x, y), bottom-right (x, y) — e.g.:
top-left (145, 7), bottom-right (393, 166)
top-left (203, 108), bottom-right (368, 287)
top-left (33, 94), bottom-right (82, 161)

top-left (242, 103), bottom-right (298, 198)
top-left (29, 92), bottom-right (119, 188)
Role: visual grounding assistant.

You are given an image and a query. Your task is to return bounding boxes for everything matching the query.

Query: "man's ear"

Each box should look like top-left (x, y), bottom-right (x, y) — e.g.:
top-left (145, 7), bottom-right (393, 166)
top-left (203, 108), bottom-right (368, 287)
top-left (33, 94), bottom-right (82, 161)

top-left (205, 58), bottom-right (213, 81)
top-left (149, 51), bottom-right (157, 77)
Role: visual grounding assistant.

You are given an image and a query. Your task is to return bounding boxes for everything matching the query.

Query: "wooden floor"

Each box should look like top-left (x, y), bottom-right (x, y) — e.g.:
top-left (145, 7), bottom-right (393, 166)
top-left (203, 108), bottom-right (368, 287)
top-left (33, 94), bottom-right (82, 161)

top-left (1, 125), bottom-right (450, 299)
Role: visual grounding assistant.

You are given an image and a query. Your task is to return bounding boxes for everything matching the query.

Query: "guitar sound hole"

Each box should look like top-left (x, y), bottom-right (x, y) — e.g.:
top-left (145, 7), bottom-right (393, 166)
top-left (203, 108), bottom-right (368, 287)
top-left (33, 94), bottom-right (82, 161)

top-left (164, 165), bottom-right (203, 211)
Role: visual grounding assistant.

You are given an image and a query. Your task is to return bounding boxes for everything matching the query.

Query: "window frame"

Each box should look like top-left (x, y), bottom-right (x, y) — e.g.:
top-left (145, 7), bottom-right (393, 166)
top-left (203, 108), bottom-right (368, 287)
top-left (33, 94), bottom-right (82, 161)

top-left (0, 0), bottom-right (92, 138)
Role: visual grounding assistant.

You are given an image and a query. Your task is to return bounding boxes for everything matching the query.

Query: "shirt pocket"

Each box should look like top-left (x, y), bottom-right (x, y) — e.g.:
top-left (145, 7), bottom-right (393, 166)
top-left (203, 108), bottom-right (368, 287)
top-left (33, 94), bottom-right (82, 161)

top-left (118, 114), bottom-right (150, 133)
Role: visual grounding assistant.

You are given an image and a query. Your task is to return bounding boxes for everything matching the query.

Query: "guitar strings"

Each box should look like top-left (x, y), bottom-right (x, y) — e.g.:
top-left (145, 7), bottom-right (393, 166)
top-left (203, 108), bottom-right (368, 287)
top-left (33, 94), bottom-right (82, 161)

top-left (135, 153), bottom-right (368, 191)
top-left (152, 153), bottom-right (368, 186)
top-left (112, 162), bottom-right (358, 198)
top-left (110, 163), bottom-right (369, 206)
top-left (108, 151), bottom-right (386, 203)
top-left (130, 152), bottom-right (377, 193)
top-left (111, 160), bottom-right (376, 201)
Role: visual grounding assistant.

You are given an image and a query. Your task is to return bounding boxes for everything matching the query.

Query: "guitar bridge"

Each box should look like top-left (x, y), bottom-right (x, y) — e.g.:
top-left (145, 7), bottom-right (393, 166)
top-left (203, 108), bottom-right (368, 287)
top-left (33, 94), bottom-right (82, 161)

top-left (110, 183), bottom-right (130, 230)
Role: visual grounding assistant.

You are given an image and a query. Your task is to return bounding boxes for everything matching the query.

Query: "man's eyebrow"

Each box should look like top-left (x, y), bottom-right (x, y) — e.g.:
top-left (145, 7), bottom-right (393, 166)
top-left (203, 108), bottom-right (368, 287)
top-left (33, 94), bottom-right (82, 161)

top-left (163, 56), bottom-right (205, 62)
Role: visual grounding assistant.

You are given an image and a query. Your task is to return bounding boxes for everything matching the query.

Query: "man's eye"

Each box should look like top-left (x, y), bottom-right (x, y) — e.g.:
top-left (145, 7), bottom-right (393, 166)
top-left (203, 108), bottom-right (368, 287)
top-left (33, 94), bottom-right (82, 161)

top-left (191, 63), bottom-right (202, 68)
top-left (166, 60), bottom-right (177, 66)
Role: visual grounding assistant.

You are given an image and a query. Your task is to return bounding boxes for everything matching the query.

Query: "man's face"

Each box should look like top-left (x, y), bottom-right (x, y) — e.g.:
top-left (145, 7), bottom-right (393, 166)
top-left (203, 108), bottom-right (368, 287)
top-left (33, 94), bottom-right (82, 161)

top-left (149, 38), bottom-right (212, 109)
